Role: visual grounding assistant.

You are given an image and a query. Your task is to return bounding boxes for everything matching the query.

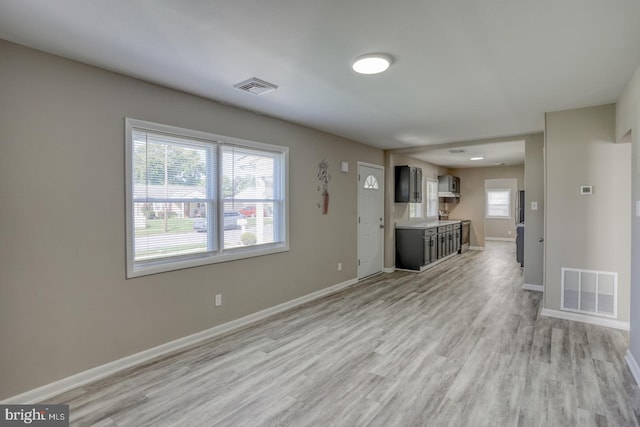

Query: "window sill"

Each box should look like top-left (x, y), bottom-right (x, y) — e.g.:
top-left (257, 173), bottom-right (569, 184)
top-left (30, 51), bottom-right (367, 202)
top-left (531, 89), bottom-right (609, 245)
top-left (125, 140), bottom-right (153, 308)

top-left (127, 243), bottom-right (289, 278)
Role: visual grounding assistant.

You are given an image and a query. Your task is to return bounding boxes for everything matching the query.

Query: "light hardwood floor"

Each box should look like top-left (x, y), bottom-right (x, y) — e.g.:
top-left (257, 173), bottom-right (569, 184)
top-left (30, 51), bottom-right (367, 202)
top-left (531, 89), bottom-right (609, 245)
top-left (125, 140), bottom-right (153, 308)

top-left (46, 242), bottom-right (640, 426)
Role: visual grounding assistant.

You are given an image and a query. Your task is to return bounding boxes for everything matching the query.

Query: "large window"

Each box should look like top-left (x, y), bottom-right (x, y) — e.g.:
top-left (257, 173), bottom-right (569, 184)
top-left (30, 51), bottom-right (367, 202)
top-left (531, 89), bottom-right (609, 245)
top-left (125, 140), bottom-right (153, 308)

top-left (486, 189), bottom-right (511, 218)
top-left (125, 118), bottom-right (288, 278)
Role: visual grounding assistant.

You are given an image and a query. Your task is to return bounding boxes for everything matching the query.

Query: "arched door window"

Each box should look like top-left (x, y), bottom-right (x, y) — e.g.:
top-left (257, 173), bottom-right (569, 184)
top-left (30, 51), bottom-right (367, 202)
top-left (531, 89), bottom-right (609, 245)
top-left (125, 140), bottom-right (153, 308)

top-left (363, 175), bottom-right (379, 190)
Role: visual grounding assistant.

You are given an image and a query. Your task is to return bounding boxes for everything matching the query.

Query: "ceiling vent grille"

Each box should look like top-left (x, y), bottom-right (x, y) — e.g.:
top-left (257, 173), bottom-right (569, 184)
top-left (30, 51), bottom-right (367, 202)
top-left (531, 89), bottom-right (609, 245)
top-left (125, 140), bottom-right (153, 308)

top-left (233, 77), bottom-right (278, 95)
top-left (449, 149), bottom-right (466, 154)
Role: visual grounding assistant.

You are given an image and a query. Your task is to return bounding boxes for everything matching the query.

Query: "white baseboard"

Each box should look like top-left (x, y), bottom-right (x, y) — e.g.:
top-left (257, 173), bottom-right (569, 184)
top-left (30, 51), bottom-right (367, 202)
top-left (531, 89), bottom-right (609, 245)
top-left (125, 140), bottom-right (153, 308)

top-left (485, 237), bottom-right (516, 242)
top-left (540, 308), bottom-right (630, 331)
top-left (625, 350), bottom-right (640, 386)
top-left (383, 267), bottom-right (395, 273)
top-left (2, 277), bottom-right (359, 404)
top-left (522, 283), bottom-right (544, 292)
top-left (468, 246), bottom-right (484, 251)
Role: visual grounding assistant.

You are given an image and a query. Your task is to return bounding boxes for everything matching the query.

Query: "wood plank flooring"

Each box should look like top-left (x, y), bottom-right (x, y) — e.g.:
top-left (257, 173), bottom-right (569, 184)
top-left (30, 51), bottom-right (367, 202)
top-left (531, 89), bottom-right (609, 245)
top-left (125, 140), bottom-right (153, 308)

top-left (45, 242), bottom-right (640, 426)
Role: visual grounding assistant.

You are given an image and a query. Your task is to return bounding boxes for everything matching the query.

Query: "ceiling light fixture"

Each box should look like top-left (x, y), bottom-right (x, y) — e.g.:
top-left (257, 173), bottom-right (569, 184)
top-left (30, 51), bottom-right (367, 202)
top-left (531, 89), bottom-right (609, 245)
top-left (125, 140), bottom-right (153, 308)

top-left (352, 53), bottom-right (392, 75)
top-left (470, 156), bottom-right (485, 161)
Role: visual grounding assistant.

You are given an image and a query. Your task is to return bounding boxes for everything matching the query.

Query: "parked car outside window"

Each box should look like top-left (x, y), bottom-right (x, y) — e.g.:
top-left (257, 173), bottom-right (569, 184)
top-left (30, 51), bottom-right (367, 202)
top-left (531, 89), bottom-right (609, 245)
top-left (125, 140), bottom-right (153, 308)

top-left (239, 205), bottom-right (273, 218)
top-left (193, 211), bottom-right (243, 231)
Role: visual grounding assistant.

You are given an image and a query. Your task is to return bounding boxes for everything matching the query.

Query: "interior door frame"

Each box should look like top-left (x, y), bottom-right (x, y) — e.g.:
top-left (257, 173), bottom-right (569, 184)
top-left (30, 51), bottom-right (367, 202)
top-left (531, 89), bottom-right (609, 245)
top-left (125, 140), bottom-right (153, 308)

top-left (357, 161), bottom-right (385, 279)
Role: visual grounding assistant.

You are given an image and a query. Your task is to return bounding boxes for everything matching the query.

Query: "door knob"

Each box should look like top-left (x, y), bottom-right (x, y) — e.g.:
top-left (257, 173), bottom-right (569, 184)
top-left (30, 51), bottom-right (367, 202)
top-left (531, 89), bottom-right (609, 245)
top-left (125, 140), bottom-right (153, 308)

top-left (539, 237), bottom-right (544, 243)
top-left (379, 224), bottom-right (385, 229)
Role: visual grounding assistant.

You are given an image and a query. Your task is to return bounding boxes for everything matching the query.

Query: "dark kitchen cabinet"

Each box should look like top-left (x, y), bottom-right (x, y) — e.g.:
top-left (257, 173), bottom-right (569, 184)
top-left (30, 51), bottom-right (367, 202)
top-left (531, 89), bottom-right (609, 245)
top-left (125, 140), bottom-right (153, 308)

top-left (396, 227), bottom-right (437, 270)
top-left (395, 166), bottom-right (422, 203)
top-left (396, 222), bottom-right (462, 271)
top-left (437, 226), bottom-right (447, 259)
top-left (425, 228), bottom-right (438, 264)
top-left (396, 228), bottom-right (422, 270)
top-left (453, 223), bottom-right (461, 253)
top-left (446, 225), bottom-right (454, 255)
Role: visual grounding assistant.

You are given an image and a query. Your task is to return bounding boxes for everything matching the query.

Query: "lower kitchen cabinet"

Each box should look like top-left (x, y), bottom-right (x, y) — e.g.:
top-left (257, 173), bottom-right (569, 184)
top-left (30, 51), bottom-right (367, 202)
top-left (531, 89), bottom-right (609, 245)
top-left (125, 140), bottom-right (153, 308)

top-left (437, 226), bottom-right (447, 259)
top-left (396, 222), bottom-right (461, 271)
top-left (396, 228), bottom-right (434, 270)
top-left (453, 222), bottom-right (461, 253)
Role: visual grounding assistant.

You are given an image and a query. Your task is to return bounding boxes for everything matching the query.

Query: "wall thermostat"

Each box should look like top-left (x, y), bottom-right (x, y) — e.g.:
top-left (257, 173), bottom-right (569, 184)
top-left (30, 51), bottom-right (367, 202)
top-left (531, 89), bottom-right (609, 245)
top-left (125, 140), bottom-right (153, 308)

top-left (580, 185), bottom-right (593, 195)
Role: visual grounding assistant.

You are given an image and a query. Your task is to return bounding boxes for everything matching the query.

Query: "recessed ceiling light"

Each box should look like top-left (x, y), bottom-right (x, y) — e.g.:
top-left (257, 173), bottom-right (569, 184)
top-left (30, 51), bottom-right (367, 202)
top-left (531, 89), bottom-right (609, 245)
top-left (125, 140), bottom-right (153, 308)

top-left (470, 156), bottom-right (485, 161)
top-left (352, 53), bottom-right (392, 75)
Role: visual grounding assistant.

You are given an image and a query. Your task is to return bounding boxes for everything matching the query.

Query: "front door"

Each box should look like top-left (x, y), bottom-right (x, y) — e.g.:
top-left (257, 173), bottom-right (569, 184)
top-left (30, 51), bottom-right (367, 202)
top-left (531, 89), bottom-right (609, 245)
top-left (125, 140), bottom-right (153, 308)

top-left (357, 163), bottom-right (384, 279)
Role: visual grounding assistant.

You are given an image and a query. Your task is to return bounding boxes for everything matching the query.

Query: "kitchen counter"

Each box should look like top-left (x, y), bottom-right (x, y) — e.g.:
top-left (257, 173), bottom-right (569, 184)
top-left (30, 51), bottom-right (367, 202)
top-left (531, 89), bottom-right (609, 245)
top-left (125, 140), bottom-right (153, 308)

top-left (396, 220), bottom-right (461, 229)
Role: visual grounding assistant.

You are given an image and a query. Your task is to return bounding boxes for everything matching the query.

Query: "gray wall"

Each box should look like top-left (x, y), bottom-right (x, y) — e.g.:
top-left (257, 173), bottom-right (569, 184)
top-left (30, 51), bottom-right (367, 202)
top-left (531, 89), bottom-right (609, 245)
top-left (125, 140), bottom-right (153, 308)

top-left (448, 165), bottom-right (524, 248)
top-left (0, 40), bottom-right (383, 399)
top-left (484, 178), bottom-right (519, 240)
top-left (544, 104), bottom-right (631, 321)
top-left (617, 65), bottom-right (640, 363)
top-left (524, 134), bottom-right (545, 287)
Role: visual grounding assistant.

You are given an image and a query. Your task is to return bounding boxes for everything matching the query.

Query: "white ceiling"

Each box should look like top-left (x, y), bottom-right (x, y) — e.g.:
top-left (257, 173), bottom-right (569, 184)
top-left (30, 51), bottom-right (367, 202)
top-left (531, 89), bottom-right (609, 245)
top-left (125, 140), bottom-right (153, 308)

top-left (1, 1), bottom-right (639, 163)
top-left (410, 140), bottom-right (526, 169)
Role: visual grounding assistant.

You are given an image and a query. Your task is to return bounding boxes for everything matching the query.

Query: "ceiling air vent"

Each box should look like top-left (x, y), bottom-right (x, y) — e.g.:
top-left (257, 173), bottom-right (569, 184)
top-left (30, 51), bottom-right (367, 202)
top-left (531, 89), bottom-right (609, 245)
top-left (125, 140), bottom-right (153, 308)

top-left (449, 149), bottom-right (466, 154)
top-left (233, 77), bottom-right (278, 95)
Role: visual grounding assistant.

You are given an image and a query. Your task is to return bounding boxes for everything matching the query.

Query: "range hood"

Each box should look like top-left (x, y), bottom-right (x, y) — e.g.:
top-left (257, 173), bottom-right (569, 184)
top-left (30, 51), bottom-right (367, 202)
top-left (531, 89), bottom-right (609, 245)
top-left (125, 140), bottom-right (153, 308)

top-left (438, 175), bottom-right (460, 198)
top-left (438, 191), bottom-right (459, 198)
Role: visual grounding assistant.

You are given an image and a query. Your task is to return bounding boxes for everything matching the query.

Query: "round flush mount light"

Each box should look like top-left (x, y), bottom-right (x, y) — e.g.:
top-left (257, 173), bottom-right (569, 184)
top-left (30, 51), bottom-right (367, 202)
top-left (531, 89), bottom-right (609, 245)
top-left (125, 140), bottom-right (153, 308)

top-left (352, 53), bottom-right (392, 75)
top-left (470, 156), bottom-right (485, 161)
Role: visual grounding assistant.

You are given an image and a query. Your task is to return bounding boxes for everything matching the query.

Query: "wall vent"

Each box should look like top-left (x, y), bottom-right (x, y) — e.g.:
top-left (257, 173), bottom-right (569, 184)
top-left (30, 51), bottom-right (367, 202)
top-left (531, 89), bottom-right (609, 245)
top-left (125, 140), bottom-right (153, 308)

top-left (561, 267), bottom-right (617, 318)
top-left (233, 77), bottom-right (278, 95)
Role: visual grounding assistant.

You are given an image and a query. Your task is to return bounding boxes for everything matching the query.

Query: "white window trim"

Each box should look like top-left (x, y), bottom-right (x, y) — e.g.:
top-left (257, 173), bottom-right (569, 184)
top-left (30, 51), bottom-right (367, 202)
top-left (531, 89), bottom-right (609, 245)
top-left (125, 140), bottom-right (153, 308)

top-left (125, 118), bottom-right (289, 278)
top-left (485, 188), bottom-right (512, 219)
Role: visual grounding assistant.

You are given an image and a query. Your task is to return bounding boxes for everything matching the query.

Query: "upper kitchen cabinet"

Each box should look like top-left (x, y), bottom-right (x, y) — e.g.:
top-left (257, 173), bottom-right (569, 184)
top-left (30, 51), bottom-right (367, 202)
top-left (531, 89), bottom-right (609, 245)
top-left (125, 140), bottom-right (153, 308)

top-left (395, 165), bottom-right (422, 203)
top-left (438, 175), bottom-right (460, 197)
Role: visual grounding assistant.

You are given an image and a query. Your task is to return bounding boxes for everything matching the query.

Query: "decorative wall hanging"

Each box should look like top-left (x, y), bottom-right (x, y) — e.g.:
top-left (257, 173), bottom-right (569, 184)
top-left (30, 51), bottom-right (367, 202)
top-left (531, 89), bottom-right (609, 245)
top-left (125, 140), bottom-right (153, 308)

top-left (317, 159), bottom-right (331, 214)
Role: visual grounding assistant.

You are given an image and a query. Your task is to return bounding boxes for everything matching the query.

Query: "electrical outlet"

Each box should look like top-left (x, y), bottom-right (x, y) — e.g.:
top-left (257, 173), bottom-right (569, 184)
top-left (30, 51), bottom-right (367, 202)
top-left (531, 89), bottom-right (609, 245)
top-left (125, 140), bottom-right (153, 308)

top-left (338, 262), bottom-right (342, 271)
top-left (215, 294), bottom-right (222, 307)
top-left (531, 201), bottom-right (538, 211)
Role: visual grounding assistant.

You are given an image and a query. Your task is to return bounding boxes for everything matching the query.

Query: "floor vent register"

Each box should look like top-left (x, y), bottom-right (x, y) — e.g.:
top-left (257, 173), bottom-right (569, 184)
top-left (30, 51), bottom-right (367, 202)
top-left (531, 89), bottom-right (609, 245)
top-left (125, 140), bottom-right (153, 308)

top-left (561, 267), bottom-right (617, 318)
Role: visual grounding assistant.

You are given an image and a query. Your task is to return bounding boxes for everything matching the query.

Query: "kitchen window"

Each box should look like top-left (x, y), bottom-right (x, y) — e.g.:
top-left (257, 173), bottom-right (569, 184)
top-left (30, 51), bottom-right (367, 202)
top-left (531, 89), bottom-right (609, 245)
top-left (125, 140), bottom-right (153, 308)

top-left (426, 179), bottom-right (439, 218)
top-left (409, 177), bottom-right (425, 218)
top-left (486, 189), bottom-right (511, 218)
top-left (125, 118), bottom-right (288, 278)
top-left (409, 178), bottom-right (438, 219)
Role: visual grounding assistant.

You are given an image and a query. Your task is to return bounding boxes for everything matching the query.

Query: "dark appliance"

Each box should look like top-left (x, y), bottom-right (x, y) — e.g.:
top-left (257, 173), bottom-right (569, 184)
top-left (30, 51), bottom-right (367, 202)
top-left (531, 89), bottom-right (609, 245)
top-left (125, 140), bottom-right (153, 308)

top-left (460, 220), bottom-right (470, 253)
top-left (516, 190), bottom-right (525, 224)
top-left (516, 223), bottom-right (525, 267)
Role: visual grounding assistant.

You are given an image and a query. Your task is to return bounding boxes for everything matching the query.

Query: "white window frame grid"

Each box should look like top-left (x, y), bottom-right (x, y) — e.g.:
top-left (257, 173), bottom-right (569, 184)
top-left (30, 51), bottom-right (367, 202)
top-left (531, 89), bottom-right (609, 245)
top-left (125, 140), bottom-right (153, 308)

top-left (125, 118), bottom-right (289, 278)
top-left (485, 188), bottom-right (512, 219)
top-left (426, 178), bottom-right (439, 219)
top-left (409, 177), bottom-right (438, 220)
top-left (409, 177), bottom-right (425, 219)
